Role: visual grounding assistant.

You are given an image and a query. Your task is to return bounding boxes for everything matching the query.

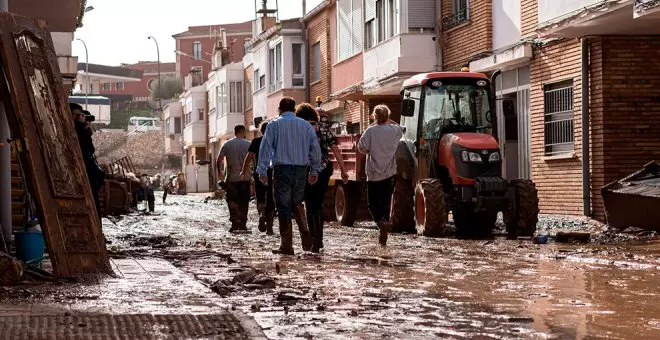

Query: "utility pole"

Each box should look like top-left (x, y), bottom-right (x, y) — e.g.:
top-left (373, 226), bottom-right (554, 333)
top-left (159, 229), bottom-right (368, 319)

top-left (75, 38), bottom-right (90, 109)
top-left (148, 36), bottom-right (162, 113)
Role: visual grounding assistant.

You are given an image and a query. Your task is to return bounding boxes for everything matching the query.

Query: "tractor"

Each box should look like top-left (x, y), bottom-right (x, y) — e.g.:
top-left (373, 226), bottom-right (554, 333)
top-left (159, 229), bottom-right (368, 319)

top-left (390, 69), bottom-right (539, 239)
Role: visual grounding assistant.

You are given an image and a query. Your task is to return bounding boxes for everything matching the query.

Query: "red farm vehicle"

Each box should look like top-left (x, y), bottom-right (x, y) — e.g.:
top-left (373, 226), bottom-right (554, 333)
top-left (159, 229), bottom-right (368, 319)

top-left (323, 69), bottom-right (540, 239)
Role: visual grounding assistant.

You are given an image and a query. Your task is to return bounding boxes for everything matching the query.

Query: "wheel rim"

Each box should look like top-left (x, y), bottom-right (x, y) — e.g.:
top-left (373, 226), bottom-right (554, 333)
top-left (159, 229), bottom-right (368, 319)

top-left (415, 191), bottom-right (425, 226)
top-left (335, 185), bottom-right (345, 220)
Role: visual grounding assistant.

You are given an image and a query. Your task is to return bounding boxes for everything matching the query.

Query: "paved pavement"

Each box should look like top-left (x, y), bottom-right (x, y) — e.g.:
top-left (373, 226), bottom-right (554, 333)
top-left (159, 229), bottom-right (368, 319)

top-left (0, 258), bottom-right (267, 339)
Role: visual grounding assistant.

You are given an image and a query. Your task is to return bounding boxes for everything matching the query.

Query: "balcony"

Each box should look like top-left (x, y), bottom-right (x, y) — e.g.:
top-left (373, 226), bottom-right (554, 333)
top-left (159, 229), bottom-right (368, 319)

top-left (183, 122), bottom-right (206, 147)
top-left (215, 113), bottom-right (245, 138)
top-left (165, 134), bottom-right (183, 155)
top-left (538, 0), bottom-right (660, 37)
top-left (363, 33), bottom-right (437, 96)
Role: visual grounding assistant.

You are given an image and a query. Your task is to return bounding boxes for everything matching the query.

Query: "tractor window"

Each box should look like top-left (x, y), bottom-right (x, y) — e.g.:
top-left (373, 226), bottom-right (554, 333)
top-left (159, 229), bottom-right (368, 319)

top-left (401, 87), bottom-right (422, 141)
top-left (422, 84), bottom-right (492, 139)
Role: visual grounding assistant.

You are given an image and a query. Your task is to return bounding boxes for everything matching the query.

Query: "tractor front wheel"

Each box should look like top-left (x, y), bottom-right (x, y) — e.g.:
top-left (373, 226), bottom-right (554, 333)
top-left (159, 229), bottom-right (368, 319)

top-left (335, 182), bottom-right (358, 227)
top-left (504, 179), bottom-right (540, 239)
top-left (390, 175), bottom-right (415, 233)
top-left (414, 179), bottom-right (449, 237)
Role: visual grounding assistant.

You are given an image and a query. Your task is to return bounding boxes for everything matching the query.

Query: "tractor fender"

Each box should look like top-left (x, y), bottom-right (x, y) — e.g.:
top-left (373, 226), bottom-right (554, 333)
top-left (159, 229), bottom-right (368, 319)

top-left (395, 139), bottom-right (416, 182)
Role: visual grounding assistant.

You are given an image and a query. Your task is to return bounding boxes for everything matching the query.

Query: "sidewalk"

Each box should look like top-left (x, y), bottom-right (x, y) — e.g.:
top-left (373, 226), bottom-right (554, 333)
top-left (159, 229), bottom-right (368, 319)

top-left (0, 258), bottom-right (267, 339)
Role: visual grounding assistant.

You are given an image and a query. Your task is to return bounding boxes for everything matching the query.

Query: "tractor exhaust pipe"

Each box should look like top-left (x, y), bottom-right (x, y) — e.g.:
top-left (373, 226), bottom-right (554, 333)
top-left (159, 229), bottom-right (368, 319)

top-left (490, 70), bottom-right (502, 143)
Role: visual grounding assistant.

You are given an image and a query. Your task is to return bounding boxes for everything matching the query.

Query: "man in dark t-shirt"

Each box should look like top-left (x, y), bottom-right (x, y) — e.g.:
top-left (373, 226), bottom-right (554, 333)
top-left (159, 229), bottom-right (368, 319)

top-left (241, 121), bottom-right (275, 234)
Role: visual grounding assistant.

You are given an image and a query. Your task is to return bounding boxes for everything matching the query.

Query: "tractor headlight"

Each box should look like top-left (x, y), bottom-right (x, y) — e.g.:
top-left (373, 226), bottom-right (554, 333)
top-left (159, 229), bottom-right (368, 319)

top-left (488, 152), bottom-right (501, 162)
top-left (461, 150), bottom-right (483, 163)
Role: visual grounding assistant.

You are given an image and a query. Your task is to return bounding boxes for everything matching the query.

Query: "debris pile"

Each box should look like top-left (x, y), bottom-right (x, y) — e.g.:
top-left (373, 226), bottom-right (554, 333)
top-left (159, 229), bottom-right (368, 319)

top-left (209, 268), bottom-right (276, 297)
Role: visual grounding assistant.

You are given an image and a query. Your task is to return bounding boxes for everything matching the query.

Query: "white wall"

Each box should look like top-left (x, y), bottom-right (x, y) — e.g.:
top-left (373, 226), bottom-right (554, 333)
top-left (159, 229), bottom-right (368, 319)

top-left (251, 40), bottom-right (268, 119)
top-left (493, 0), bottom-right (521, 50)
top-left (538, 0), bottom-right (602, 25)
top-left (364, 33), bottom-right (436, 84)
top-left (86, 104), bottom-right (111, 125)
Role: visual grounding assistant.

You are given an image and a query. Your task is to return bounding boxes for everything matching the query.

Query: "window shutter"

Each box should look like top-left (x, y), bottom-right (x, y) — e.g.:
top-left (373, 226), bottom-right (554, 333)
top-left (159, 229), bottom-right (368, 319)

top-left (351, 0), bottom-right (363, 54)
top-left (365, 0), bottom-right (376, 22)
top-left (337, 0), bottom-right (352, 61)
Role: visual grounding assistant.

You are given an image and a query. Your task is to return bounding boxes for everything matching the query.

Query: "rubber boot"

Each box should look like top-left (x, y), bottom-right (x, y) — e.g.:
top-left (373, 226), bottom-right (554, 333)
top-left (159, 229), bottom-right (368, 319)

top-left (293, 204), bottom-right (312, 251)
top-left (265, 210), bottom-right (275, 235)
top-left (318, 214), bottom-right (324, 249)
top-left (308, 212), bottom-right (320, 253)
top-left (257, 203), bottom-right (267, 232)
top-left (272, 216), bottom-right (294, 255)
top-left (378, 220), bottom-right (391, 246)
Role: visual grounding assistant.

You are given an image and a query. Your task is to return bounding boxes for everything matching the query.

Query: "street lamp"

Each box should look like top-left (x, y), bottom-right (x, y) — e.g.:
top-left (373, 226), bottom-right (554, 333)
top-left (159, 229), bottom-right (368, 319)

top-left (148, 36), bottom-right (162, 112)
top-left (84, 6), bottom-right (94, 12)
top-left (75, 38), bottom-right (90, 110)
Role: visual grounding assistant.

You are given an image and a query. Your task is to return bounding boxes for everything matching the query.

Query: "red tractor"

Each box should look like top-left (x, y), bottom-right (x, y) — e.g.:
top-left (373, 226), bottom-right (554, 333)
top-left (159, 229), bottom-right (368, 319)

top-left (389, 70), bottom-right (539, 238)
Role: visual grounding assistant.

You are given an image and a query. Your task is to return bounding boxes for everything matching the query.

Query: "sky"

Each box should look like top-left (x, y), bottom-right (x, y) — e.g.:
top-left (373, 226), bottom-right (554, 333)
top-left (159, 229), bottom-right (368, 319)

top-left (72, 0), bottom-right (323, 66)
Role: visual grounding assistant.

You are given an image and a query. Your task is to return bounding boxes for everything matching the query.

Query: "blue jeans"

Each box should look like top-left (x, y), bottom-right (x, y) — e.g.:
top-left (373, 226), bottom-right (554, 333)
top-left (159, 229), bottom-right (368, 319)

top-left (273, 165), bottom-right (308, 218)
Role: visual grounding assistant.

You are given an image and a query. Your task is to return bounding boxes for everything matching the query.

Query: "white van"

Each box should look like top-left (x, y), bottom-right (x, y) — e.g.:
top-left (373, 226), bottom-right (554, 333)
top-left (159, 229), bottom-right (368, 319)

top-left (127, 117), bottom-right (161, 132)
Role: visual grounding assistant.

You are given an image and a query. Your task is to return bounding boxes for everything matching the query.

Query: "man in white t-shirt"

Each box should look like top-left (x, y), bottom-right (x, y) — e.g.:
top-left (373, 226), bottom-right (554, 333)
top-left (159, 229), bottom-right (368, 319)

top-left (358, 104), bottom-right (404, 246)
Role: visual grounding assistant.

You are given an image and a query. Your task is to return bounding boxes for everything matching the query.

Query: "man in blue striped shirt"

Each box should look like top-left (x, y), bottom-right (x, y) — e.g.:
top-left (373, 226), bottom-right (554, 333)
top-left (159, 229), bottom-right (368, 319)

top-left (257, 97), bottom-right (322, 255)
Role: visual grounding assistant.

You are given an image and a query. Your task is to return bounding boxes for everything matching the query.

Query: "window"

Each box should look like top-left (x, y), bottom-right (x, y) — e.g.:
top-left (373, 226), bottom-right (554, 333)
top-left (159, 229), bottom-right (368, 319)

top-left (198, 108), bottom-right (204, 121)
top-left (443, 0), bottom-right (469, 29)
top-left (376, 0), bottom-right (385, 44)
top-left (174, 117), bottom-right (182, 133)
top-left (229, 82), bottom-right (243, 113)
top-left (259, 75), bottom-right (266, 88)
top-left (543, 80), bottom-right (574, 155)
top-left (115, 82), bottom-right (124, 90)
top-left (192, 41), bottom-right (202, 59)
top-left (401, 87), bottom-right (421, 142)
top-left (387, 0), bottom-right (398, 38)
top-left (269, 43), bottom-right (282, 92)
top-left (186, 112), bottom-right (192, 125)
top-left (292, 43), bottom-right (304, 87)
top-left (311, 43), bottom-right (321, 83)
top-left (245, 80), bottom-right (253, 108)
top-left (337, 0), bottom-right (363, 61)
top-left (219, 83), bottom-right (226, 116)
top-left (102, 82), bottom-right (111, 91)
top-left (364, 20), bottom-right (374, 49)
top-left (253, 69), bottom-right (261, 91)
top-left (165, 117), bottom-right (171, 134)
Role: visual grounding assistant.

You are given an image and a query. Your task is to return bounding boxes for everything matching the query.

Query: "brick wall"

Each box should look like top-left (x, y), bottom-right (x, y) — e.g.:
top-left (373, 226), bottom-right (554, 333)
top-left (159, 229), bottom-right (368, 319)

top-left (307, 9), bottom-right (332, 103)
top-left (344, 101), bottom-right (364, 131)
top-left (441, 0), bottom-right (492, 70)
top-left (530, 39), bottom-right (584, 216)
top-left (365, 96), bottom-right (402, 126)
top-left (590, 36), bottom-right (660, 220)
top-left (520, 0), bottom-right (538, 38)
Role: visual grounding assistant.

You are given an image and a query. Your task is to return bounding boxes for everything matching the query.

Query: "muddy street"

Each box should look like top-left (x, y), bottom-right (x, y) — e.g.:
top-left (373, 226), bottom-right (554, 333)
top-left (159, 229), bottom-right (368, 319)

top-left (105, 194), bottom-right (660, 339)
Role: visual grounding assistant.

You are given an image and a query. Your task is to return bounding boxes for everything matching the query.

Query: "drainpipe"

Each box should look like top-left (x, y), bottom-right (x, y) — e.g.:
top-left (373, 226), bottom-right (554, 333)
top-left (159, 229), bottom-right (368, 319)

top-left (434, 0), bottom-right (443, 70)
top-left (0, 0), bottom-right (11, 252)
top-left (581, 38), bottom-right (591, 217)
top-left (490, 70), bottom-right (502, 144)
top-left (301, 16), bottom-right (309, 103)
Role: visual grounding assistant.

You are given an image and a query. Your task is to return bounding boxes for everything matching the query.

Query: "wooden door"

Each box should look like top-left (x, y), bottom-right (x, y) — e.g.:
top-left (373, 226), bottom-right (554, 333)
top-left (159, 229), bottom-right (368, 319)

top-left (0, 13), bottom-right (111, 277)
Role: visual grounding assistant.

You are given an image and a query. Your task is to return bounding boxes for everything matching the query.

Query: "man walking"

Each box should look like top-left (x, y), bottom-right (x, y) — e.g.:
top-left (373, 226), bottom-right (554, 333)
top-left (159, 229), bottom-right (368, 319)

top-left (358, 105), bottom-right (403, 246)
top-left (240, 121), bottom-right (275, 235)
top-left (257, 97), bottom-right (321, 255)
top-left (218, 125), bottom-right (251, 232)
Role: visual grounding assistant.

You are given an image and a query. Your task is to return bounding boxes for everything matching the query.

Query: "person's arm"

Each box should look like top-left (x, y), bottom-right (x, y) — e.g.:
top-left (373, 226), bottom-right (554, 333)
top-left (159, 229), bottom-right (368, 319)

top-left (257, 123), bottom-right (275, 177)
top-left (357, 129), bottom-right (370, 154)
top-left (331, 145), bottom-right (349, 182)
top-left (217, 146), bottom-right (226, 179)
top-left (241, 152), bottom-right (255, 180)
top-left (308, 125), bottom-right (322, 175)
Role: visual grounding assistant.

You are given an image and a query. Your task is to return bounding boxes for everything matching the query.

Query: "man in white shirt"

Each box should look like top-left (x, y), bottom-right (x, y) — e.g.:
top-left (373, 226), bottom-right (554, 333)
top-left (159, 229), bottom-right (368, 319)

top-left (358, 104), bottom-right (404, 246)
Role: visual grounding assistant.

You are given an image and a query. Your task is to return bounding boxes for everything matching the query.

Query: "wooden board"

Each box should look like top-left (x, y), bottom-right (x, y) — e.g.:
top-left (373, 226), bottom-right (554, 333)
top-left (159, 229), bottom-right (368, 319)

top-left (0, 13), bottom-right (111, 277)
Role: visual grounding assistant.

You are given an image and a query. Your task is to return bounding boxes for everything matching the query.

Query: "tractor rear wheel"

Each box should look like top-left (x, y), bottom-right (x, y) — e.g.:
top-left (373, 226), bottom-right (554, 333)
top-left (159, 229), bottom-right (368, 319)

top-left (453, 206), bottom-right (497, 239)
top-left (390, 175), bottom-right (416, 233)
top-left (414, 179), bottom-right (449, 237)
top-left (504, 179), bottom-right (540, 239)
top-left (335, 182), bottom-right (358, 227)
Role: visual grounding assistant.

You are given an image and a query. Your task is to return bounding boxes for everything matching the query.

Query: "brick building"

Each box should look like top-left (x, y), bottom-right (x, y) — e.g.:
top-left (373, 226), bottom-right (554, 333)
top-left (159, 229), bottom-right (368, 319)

top-left (95, 61), bottom-right (178, 102)
top-left (450, 0), bottom-right (660, 221)
top-left (172, 21), bottom-right (252, 82)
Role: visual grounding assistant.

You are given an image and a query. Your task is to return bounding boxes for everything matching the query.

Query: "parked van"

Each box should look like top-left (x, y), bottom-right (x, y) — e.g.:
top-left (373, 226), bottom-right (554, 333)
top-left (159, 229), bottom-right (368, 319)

top-left (127, 117), bottom-right (160, 132)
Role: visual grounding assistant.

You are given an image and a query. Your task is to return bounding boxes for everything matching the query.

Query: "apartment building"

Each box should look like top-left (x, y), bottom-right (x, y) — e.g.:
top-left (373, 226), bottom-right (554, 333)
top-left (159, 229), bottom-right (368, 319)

top-left (97, 61), bottom-right (178, 103)
top-left (162, 101), bottom-right (183, 157)
top-left (444, 0), bottom-right (660, 221)
top-left (180, 70), bottom-right (207, 166)
top-left (172, 22), bottom-right (252, 82)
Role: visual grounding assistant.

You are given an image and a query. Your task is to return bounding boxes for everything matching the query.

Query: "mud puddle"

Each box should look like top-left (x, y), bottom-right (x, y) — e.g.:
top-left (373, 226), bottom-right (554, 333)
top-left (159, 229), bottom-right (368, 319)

top-left (101, 194), bottom-right (660, 339)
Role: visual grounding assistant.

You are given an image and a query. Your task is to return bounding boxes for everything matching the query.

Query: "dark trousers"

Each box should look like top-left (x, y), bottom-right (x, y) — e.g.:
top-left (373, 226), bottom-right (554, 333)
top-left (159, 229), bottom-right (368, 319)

top-left (305, 164), bottom-right (332, 248)
top-left (253, 169), bottom-right (274, 214)
top-left (273, 165), bottom-right (308, 218)
top-left (225, 181), bottom-right (251, 229)
top-left (367, 176), bottom-right (395, 224)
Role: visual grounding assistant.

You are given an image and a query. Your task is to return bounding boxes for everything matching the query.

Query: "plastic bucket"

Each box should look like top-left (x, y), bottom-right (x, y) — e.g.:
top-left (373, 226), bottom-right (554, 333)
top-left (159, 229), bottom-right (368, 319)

top-left (14, 231), bottom-right (46, 266)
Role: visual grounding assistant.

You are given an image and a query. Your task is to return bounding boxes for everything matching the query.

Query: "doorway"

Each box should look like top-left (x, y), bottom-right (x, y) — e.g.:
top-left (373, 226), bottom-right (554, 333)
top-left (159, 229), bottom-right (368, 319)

top-left (495, 66), bottom-right (531, 180)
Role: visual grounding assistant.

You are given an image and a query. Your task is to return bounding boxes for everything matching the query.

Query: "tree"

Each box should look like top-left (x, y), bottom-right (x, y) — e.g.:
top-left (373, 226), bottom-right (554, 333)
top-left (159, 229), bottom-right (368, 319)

top-left (151, 77), bottom-right (183, 100)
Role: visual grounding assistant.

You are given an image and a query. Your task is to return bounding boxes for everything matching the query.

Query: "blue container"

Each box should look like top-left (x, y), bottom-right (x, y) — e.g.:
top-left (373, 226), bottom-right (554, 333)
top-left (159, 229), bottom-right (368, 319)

top-left (14, 231), bottom-right (46, 266)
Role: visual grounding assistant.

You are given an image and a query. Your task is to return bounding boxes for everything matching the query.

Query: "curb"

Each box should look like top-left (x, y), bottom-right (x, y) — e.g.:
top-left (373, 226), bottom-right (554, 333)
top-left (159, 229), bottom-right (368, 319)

top-left (232, 310), bottom-right (268, 340)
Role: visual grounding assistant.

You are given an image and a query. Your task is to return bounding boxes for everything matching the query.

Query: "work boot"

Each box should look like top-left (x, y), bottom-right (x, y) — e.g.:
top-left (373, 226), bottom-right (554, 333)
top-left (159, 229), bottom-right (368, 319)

top-left (257, 204), bottom-right (267, 232)
top-left (378, 220), bottom-right (391, 246)
top-left (293, 204), bottom-right (312, 251)
top-left (272, 216), bottom-right (294, 255)
top-left (265, 211), bottom-right (275, 235)
top-left (307, 213), bottom-right (320, 253)
top-left (318, 214), bottom-right (325, 249)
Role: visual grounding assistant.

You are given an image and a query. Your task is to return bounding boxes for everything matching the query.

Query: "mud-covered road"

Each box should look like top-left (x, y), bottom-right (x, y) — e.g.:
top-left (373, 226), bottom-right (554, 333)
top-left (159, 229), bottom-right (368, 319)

top-left (105, 194), bottom-right (660, 339)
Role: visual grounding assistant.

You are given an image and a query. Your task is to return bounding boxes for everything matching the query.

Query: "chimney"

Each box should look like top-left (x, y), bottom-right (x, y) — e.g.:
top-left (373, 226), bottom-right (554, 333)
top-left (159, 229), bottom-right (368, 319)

top-left (256, 0), bottom-right (277, 34)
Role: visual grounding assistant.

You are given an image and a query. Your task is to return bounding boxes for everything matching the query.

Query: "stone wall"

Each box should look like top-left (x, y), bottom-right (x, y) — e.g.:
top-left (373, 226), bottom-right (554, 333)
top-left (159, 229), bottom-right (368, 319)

top-left (93, 130), bottom-right (167, 175)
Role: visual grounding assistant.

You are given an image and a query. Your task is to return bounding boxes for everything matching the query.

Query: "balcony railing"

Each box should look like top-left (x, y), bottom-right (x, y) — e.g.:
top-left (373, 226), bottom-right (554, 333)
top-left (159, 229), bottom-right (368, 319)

top-left (442, 8), bottom-right (469, 30)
